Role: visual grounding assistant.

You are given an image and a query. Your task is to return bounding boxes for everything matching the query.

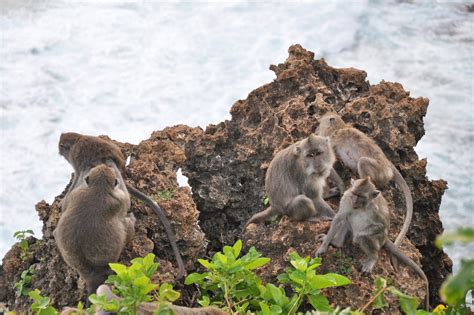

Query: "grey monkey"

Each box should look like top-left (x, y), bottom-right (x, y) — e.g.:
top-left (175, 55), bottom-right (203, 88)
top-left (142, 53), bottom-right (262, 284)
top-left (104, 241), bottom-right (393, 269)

top-left (245, 134), bottom-right (337, 228)
top-left (317, 113), bottom-right (413, 254)
top-left (58, 132), bottom-right (185, 279)
top-left (316, 177), bottom-right (429, 309)
top-left (54, 162), bottom-right (135, 295)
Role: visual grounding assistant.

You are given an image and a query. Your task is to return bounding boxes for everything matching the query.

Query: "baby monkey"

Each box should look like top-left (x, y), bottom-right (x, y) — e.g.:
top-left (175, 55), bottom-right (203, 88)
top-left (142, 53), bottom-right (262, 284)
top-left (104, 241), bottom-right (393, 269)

top-left (317, 113), bottom-right (413, 249)
top-left (54, 163), bottom-right (135, 295)
top-left (245, 134), bottom-right (336, 228)
top-left (58, 132), bottom-right (185, 279)
top-left (316, 177), bottom-right (429, 309)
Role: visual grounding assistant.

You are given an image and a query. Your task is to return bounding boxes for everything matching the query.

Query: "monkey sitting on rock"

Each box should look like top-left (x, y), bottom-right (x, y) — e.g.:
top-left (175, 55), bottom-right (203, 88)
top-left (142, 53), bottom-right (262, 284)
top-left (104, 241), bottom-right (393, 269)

top-left (58, 132), bottom-right (185, 279)
top-left (244, 134), bottom-right (337, 228)
top-left (316, 177), bottom-right (429, 309)
top-left (54, 162), bottom-right (135, 295)
top-left (317, 112), bottom-right (414, 268)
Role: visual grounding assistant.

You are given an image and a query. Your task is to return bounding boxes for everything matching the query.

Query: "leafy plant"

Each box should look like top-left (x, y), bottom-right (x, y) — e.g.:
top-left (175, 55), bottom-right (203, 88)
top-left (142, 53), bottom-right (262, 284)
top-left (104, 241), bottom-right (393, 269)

top-left (28, 289), bottom-right (58, 315)
top-left (277, 251), bottom-right (351, 313)
top-left (13, 229), bottom-right (34, 261)
top-left (185, 240), bottom-right (269, 313)
top-left (331, 249), bottom-right (353, 276)
top-left (185, 240), bottom-right (351, 314)
top-left (89, 253), bottom-right (179, 314)
top-left (14, 265), bottom-right (35, 297)
top-left (157, 189), bottom-right (176, 201)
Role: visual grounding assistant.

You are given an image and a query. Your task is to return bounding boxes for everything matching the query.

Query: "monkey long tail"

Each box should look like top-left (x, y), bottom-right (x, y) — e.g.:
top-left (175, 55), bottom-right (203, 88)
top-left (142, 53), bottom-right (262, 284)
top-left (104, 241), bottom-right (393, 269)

top-left (385, 240), bottom-right (429, 310)
top-left (391, 165), bottom-right (413, 246)
top-left (125, 183), bottom-right (185, 280)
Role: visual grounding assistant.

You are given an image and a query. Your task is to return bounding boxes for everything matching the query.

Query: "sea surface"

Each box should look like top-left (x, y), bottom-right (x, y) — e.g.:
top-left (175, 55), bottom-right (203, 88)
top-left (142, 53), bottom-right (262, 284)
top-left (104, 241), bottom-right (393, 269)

top-left (1, 0), bottom-right (473, 271)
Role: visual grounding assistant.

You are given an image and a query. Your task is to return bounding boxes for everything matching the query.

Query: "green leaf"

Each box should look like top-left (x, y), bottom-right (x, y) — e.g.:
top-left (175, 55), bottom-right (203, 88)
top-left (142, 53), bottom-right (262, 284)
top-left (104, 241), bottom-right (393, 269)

top-left (245, 257), bottom-right (271, 270)
top-left (184, 272), bottom-right (208, 285)
top-left (38, 306), bottom-right (58, 315)
top-left (263, 196), bottom-right (270, 206)
top-left (28, 289), bottom-right (43, 302)
top-left (388, 287), bottom-right (419, 315)
top-left (233, 239), bottom-right (243, 258)
top-left (436, 228), bottom-right (474, 248)
top-left (259, 302), bottom-right (271, 315)
top-left (290, 256), bottom-right (308, 272)
top-left (440, 259), bottom-right (474, 306)
top-left (159, 283), bottom-right (180, 302)
top-left (373, 277), bottom-right (388, 309)
top-left (198, 259), bottom-right (211, 269)
top-left (308, 293), bottom-right (332, 312)
top-left (109, 263), bottom-right (127, 276)
top-left (198, 295), bottom-right (210, 307)
top-left (288, 270), bottom-right (306, 286)
top-left (310, 273), bottom-right (351, 289)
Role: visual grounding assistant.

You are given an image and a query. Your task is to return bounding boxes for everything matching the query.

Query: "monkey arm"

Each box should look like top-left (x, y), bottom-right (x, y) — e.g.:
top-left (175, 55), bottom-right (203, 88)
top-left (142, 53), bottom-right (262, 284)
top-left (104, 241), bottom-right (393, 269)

top-left (316, 213), bottom-right (348, 256)
top-left (329, 168), bottom-right (345, 196)
top-left (312, 197), bottom-right (336, 218)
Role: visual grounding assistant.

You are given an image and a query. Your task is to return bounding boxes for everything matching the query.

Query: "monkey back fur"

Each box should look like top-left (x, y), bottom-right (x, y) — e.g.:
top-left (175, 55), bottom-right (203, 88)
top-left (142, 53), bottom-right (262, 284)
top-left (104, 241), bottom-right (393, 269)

top-left (1, 44), bottom-right (451, 312)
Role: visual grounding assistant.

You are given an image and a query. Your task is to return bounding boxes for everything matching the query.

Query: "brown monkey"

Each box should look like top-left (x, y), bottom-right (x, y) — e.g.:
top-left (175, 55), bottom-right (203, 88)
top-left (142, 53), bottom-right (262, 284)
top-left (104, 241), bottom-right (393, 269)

top-left (244, 134), bottom-right (336, 228)
top-left (316, 178), bottom-right (429, 309)
top-left (58, 132), bottom-right (185, 279)
top-left (317, 113), bottom-right (413, 249)
top-left (54, 163), bottom-right (135, 295)
top-left (91, 285), bottom-right (229, 315)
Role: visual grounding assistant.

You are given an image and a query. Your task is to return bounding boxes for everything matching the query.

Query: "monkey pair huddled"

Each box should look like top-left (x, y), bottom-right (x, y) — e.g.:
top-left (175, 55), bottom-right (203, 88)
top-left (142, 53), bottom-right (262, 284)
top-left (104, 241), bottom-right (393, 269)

top-left (54, 132), bottom-right (185, 296)
top-left (244, 112), bottom-right (426, 306)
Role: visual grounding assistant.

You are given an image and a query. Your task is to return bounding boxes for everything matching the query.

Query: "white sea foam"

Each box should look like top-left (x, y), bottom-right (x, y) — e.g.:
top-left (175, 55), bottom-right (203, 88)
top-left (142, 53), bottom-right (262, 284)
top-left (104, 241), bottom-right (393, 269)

top-left (1, 0), bottom-right (472, 271)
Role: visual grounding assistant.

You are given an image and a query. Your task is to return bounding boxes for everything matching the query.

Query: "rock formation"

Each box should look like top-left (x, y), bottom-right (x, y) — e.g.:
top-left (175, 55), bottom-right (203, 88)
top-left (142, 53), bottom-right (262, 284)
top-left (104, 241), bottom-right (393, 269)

top-left (1, 45), bottom-right (451, 312)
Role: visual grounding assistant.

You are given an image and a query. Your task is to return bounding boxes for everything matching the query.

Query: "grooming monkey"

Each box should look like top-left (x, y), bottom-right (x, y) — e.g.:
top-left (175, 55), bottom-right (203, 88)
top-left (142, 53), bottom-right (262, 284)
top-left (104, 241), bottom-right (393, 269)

top-left (58, 132), bottom-right (185, 279)
top-left (317, 112), bottom-right (413, 249)
top-left (54, 162), bottom-right (135, 295)
top-left (316, 177), bottom-right (429, 309)
top-left (244, 134), bottom-right (336, 228)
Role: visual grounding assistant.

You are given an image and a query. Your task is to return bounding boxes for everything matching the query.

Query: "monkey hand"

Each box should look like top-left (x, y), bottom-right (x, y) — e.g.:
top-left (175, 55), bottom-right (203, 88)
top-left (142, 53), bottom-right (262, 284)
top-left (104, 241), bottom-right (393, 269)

top-left (316, 246), bottom-right (326, 257)
top-left (315, 233), bottom-right (326, 243)
top-left (127, 212), bottom-right (136, 224)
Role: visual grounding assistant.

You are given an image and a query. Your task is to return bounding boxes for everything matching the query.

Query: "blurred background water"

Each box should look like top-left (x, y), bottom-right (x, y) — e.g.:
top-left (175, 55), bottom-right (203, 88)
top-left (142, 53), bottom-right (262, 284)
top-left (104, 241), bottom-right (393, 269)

top-left (0, 0), bottom-right (472, 271)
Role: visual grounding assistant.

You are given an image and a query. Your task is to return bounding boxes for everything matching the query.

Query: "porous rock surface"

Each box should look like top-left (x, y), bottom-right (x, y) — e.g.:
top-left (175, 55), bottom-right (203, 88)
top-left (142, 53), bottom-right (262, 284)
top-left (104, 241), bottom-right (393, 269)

top-left (1, 45), bottom-right (451, 312)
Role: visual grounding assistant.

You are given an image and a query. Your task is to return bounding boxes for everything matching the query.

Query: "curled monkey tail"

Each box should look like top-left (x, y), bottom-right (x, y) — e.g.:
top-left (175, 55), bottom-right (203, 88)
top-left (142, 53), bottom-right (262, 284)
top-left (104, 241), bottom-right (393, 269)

top-left (385, 240), bottom-right (429, 310)
top-left (125, 183), bottom-right (185, 280)
top-left (391, 164), bottom-right (413, 246)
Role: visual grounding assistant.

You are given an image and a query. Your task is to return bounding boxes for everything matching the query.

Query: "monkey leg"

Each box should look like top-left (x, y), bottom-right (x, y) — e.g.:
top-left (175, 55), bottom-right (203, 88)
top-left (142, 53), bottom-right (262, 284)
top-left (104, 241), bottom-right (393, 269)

top-left (124, 213), bottom-right (136, 244)
top-left (285, 195), bottom-right (318, 221)
top-left (356, 236), bottom-right (381, 273)
top-left (83, 267), bottom-right (110, 297)
top-left (357, 157), bottom-right (391, 188)
top-left (311, 196), bottom-right (336, 219)
top-left (324, 168), bottom-right (345, 199)
top-left (244, 206), bottom-right (278, 228)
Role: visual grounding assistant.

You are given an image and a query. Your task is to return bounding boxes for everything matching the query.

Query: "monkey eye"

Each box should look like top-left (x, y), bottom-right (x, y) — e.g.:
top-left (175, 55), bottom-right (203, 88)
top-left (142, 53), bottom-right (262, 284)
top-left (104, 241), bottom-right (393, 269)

top-left (307, 153), bottom-right (314, 158)
top-left (85, 176), bottom-right (90, 185)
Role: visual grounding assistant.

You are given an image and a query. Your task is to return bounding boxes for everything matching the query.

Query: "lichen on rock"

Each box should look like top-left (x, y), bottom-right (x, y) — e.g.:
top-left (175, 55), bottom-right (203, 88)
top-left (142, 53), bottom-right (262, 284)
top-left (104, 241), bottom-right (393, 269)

top-left (1, 44), bottom-right (451, 311)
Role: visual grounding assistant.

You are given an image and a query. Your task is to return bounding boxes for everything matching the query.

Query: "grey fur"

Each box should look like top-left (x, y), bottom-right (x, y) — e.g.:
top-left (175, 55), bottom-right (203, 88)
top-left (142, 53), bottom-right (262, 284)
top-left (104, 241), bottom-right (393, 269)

top-left (245, 134), bottom-right (336, 228)
top-left (54, 161), bottom-right (135, 295)
top-left (316, 178), bottom-right (428, 309)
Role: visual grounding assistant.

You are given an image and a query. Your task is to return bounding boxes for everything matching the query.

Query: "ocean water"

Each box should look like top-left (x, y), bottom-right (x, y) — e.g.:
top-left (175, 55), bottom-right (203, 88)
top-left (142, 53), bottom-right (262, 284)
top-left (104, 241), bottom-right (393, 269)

top-left (0, 0), bottom-right (472, 271)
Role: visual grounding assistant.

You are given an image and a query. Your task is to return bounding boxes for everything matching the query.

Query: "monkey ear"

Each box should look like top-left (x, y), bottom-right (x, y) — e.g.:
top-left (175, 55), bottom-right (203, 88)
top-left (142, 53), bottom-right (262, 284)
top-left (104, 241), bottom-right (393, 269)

top-left (372, 190), bottom-right (380, 199)
top-left (85, 176), bottom-right (90, 185)
top-left (308, 133), bottom-right (317, 144)
top-left (350, 178), bottom-right (355, 186)
top-left (114, 179), bottom-right (118, 187)
top-left (329, 117), bottom-right (336, 125)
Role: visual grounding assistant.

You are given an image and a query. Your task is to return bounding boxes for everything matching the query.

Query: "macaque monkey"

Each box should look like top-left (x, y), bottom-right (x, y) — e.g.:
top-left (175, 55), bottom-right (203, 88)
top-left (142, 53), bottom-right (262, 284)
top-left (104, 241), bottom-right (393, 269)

top-left (54, 163), bottom-right (135, 295)
top-left (58, 132), bottom-right (185, 279)
top-left (317, 113), bottom-right (413, 248)
top-left (316, 178), bottom-right (429, 309)
top-left (244, 134), bottom-right (337, 228)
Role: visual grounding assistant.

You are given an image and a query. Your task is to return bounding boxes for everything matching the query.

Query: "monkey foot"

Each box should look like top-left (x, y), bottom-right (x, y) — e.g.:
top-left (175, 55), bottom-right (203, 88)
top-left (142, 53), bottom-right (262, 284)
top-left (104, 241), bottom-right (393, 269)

top-left (315, 233), bottom-right (326, 243)
top-left (360, 259), bottom-right (377, 273)
top-left (323, 187), bottom-right (340, 199)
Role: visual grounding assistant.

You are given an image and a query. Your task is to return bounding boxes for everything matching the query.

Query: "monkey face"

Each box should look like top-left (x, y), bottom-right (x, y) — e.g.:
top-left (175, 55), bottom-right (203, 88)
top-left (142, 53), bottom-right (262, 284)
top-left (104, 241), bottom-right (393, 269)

top-left (350, 178), bottom-right (380, 209)
top-left (58, 133), bottom-right (81, 161)
top-left (297, 134), bottom-right (335, 175)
